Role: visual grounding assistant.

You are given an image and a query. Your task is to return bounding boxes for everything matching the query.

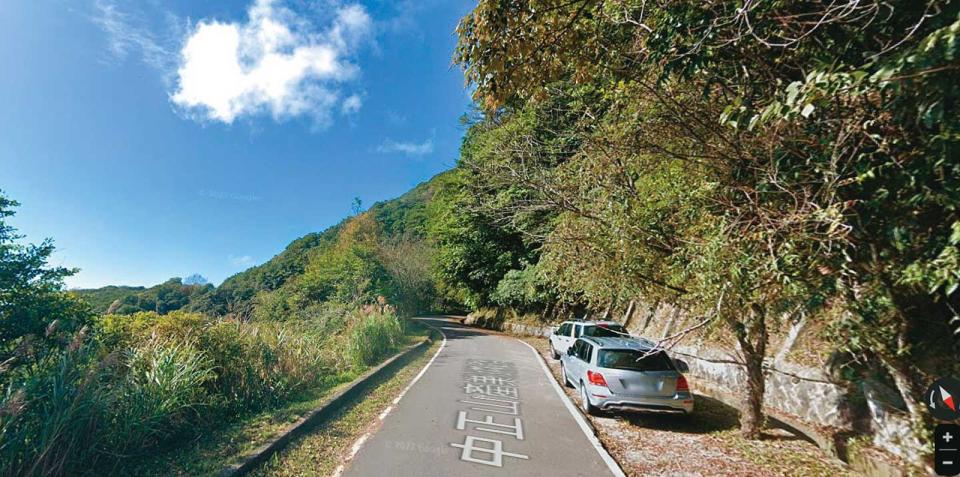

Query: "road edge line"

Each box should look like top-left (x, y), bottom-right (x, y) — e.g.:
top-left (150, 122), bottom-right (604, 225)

top-left (333, 318), bottom-right (448, 477)
top-left (517, 339), bottom-right (627, 477)
top-left (388, 319), bottom-right (448, 410)
top-left (218, 337), bottom-right (430, 477)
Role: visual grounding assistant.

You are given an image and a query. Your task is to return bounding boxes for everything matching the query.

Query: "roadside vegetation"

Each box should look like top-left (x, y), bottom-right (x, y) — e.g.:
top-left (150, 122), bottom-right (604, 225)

top-left (119, 324), bottom-right (431, 476)
top-left (426, 0), bottom-right (960, 467)
top-left (250, 338), bottom-right (441, 477)
top-left (0, 191), bottom-right (432, 476)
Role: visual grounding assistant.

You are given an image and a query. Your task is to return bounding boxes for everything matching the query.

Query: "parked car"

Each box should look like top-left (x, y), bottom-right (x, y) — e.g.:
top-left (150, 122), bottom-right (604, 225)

top-left (559, 336), bottom-right (694, 416)
top-left (549, 320), bottom-right (628, 359)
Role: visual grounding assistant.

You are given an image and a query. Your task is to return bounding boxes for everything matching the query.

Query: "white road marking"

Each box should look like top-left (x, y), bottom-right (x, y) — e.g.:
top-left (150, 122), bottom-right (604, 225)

top-left (517, 339), bottom-right (627, 477)
top-left (456, 410), bottom-right (524, 439)
top-left (450, 435), bottom-right (529, 467)
top-left (350, 434), bottom-right (370, 457)
top-left (387, 321), bottom-right (447, 409)
top-left (333, 319), bottom-right (449, 477)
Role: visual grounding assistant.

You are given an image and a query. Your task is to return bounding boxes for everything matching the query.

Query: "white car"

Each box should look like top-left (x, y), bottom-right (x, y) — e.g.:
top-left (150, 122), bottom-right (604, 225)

top-left (560, 336), bottom-right (694, 415)
top-left (549, 320), bottom-right (628, 359)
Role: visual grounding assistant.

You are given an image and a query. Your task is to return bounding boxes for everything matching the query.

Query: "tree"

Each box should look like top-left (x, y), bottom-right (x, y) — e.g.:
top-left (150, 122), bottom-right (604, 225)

top-left (297, 213), bottom-right (395, 306)
top-left (453, 0), bottom-right (959, 444)
top-left (427, 158), bottom-right (542, 309)
top-left (376, 235), bottom-right (437, 315)
top-left (0, 192), bottom-right (91, 380)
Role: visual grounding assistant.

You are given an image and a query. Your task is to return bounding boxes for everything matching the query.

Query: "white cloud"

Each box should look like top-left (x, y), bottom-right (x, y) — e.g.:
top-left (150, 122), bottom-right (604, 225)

top-left (341, 94), bottom-right (362, 115)
top-left (171, 0), bottom-right (373, 125)
top-left (376, 138), bottom-right (434, 157)
top-left (93, 0), bottom-right (178, 73)
top-left (229, 254), bottom-right (256, 267)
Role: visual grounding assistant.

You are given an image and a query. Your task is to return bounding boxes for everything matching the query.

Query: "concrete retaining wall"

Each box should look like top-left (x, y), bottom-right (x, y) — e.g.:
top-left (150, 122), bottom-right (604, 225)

top-left (463, 311), bottom-right (553, 338)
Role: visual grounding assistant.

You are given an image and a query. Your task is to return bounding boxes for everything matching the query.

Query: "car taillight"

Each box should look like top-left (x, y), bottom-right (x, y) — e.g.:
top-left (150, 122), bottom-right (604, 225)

top-left (676, 375), bottom-right (689, 393)
top-left (587, 370), bottom-right (608, 387)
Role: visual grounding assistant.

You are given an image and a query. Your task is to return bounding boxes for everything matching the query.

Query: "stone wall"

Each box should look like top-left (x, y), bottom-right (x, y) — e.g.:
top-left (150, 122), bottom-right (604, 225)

top-left (463, 309), bottom-right (552, 338)
top-left (629, 300), bottom-right (922, 467)
top-left (670, 344), bottom-right (853, 429)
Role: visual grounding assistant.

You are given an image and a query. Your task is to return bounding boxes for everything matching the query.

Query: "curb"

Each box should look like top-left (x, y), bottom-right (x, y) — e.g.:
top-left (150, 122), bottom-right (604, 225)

top-left (219, 337), bottom-right (432, 477)
top-left (457, 317), bottom-right (624, 475)
top-left (516, 339), bottom-right (626, 477)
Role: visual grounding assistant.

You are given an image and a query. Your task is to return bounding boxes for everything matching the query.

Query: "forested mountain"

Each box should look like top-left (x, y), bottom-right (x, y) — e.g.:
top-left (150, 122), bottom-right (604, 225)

top-left (195, 172), bottom-right (445, 318)
top-left (73, 173), bottom-right (449, 320)
top-left (70, 285), bottom-right (145, 313)
top-left (73, 279), bottom-right (212, 315)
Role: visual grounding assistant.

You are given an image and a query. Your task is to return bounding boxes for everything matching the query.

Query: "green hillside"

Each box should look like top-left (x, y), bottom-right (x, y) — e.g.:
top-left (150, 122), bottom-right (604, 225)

top-left (71, 285), bottom-right (145, 314)
top-left (73, 280), bottom-right (212, 315)
top-left (73, 172), bottom-right (450, 320)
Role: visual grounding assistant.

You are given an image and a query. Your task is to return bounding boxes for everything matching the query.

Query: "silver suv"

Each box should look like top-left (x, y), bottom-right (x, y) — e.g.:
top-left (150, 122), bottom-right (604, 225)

top-left (560, 336), bottom-right (694, 415)
top-left (549, 320), bottom-right (627, 359)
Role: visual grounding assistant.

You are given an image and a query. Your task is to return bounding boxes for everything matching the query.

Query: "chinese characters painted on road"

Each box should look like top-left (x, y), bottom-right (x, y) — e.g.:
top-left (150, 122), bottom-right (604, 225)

top-left (450, 359), bottom-right (529, 468)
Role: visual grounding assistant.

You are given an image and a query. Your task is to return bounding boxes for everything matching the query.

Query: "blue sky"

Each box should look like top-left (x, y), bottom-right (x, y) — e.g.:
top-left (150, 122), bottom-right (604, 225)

top-left (0, 0), bottom-right (474, 289)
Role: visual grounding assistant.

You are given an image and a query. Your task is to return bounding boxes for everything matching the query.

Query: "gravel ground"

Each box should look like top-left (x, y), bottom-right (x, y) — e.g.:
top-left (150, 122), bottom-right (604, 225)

top-left (521, 337), bottom-right (856, 477)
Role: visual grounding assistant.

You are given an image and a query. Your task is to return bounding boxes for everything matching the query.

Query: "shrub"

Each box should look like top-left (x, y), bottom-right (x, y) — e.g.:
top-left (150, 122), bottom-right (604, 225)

top-left (94, 311), bottom-right (205, 350)
top-left (2, 304), bottom-right (410, 475)
top-left (197, 319), bottom-right (331, 413)
top-left (0, 345), bottom-right (104, 477)
top-left (347, 312), bottom-right (404, 367)
top-left (490, 265), bottom-right (553, 311)
top-left (106, 339), bottom-right (214, 454)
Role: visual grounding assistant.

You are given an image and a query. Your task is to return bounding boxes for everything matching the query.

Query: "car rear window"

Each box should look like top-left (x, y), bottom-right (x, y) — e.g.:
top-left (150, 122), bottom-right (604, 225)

top-left (582, 325), bottom-right (625, 338)
top-left (597, 349), bottom-right (675, 372)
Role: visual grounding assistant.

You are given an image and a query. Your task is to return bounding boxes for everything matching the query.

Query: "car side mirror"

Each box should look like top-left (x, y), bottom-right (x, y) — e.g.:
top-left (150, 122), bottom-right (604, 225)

top-left (674, 359), bottom-right (690, 373)
top-left (566, 348), bottom-right (575, 356)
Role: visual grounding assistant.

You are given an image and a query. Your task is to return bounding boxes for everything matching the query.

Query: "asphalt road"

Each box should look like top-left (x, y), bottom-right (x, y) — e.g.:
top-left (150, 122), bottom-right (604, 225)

top-left (342, 317), bottom-right (622, 477)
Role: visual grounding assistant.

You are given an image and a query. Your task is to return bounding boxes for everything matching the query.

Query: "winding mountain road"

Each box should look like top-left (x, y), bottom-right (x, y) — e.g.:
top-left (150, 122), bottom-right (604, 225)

top-left (341, 317), bottom-right (624, 477)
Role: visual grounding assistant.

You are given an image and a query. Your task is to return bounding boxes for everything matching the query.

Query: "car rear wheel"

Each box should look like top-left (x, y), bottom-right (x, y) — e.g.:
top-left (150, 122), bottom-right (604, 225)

top-left (580, 383), bottom-right (599, 415)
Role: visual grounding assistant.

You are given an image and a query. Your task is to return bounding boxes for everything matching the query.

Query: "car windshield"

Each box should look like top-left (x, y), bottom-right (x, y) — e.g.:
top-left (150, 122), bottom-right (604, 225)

top-left (597, 349), bottom-right (675, 372)
top-left (582, 325), bottom-right (625, 337)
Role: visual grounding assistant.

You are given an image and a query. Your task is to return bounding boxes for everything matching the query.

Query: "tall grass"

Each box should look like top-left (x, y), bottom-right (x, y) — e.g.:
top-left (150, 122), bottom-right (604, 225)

top-left (198, 320), bottom-right (329, 412)
top-left (347, 312), bottom-right (404, 367)
top-left (1, 308), bottom-right (406, 476)
top-left (0, 348), bottom-right (103, 476)
top-left (106, 340), bottom-right (214, 453)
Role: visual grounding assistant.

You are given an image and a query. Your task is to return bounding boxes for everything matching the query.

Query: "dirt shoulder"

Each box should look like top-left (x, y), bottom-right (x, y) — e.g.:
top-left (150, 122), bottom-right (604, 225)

top-left (520, 337), bottom-right (856, 477)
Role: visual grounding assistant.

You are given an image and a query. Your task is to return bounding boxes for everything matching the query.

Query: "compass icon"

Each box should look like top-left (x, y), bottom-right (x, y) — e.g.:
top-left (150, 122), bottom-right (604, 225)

top-left (927, 377), bottom-right (960, 421)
